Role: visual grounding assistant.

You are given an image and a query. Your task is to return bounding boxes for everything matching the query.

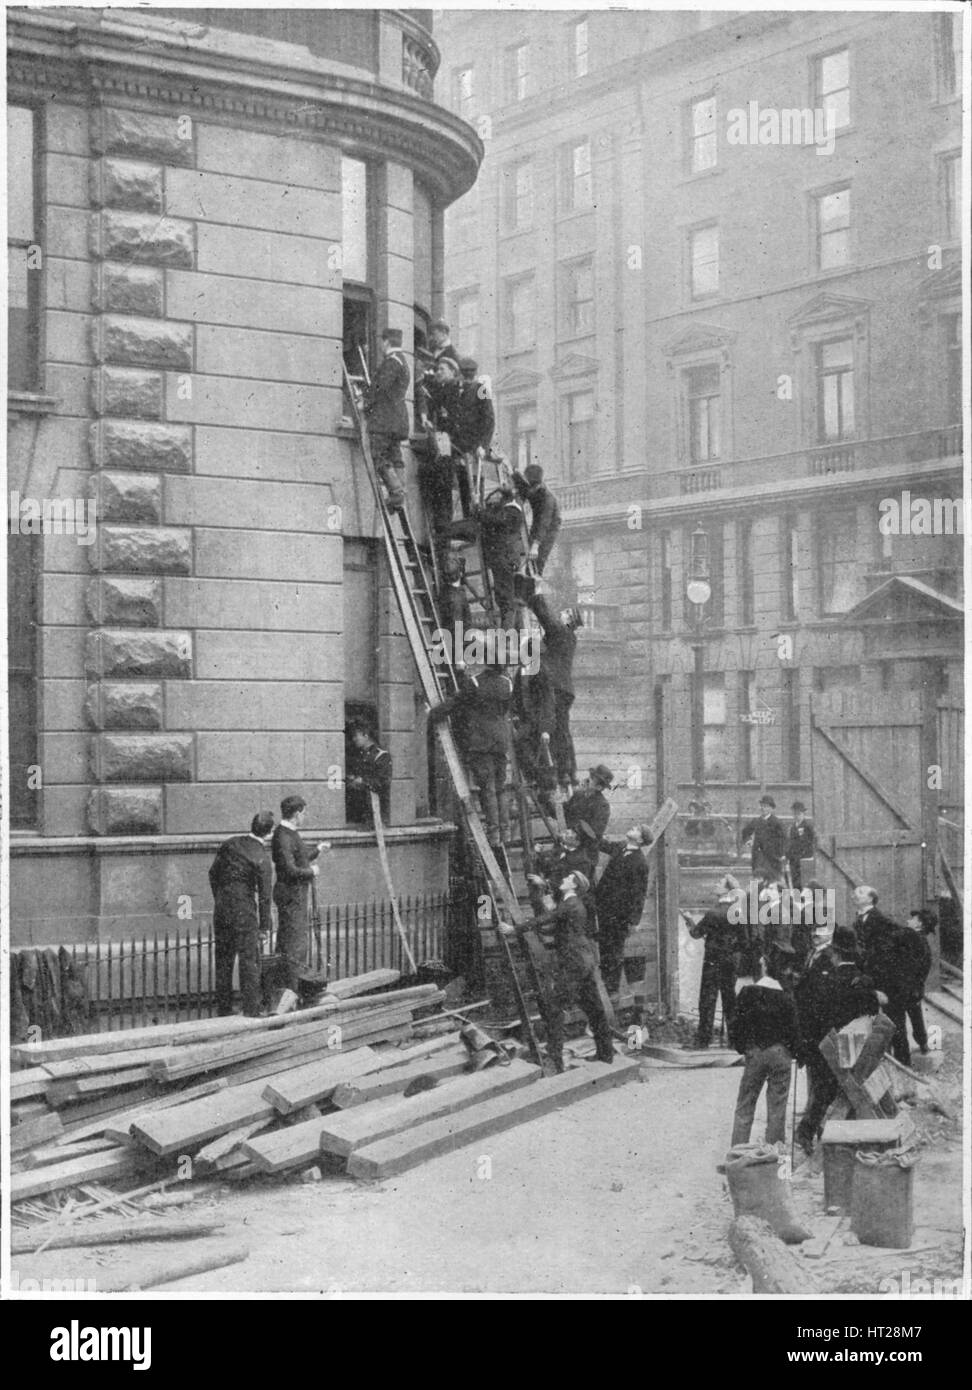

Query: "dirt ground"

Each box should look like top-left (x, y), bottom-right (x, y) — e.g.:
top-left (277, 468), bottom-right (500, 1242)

top-left (13, 1012), bottom-right (963, 1298)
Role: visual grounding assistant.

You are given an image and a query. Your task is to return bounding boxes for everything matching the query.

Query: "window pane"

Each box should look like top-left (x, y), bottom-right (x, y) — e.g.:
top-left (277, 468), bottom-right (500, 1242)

top-left (819, 188), bottom-right (849, 229)
top-left (7, 106), bottom-right (35, 242)
top-left (342, 157), bottom-right (368, 284)
top-left (573, 20), bottom-right (589, 76)
top-left (692, 97), bottom-right (717, 172)
top-left (820, 49), bottom-right (848, 95)
top-left (691, 225), bottom-right (719, 296)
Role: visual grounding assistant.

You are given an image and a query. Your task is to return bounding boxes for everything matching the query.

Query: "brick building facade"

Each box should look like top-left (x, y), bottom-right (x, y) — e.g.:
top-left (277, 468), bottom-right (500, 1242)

top-left (439, 8), bottom-right (963, 831)
top-left (6, 7), bottom-right (480, 945)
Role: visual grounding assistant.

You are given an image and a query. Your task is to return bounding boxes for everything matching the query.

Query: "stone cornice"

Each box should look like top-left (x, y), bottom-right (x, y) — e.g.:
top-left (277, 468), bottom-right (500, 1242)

top-left (7, 10), bottom-right (481, 204)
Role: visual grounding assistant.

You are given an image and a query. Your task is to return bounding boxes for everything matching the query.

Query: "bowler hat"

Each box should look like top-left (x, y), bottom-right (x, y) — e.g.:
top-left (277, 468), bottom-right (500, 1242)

top-left (458, 356), bottom-right (478, 374)
top-left (381, 327), bottom-right (403, 346)
top-left (834, 925), bottom-right (858, 955)
top-left (590, 764), bottom-right (614, 788)
top-left (791, 800), bottom-right (806, 813)
top-left (524, 464), bottom-right (544, 485)
top-left (431, 319), bottom-right (450, 333)
top-left (759, 795), bottom-right (776, 808)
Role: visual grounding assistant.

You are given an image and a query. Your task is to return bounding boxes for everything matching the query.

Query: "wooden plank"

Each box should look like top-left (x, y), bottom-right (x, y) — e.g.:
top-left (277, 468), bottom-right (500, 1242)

top-left (10, 1112), bottom-right (64, 1153)
top-left (81, 1078), bottom-right (230, 1145)
top-left (10, 1067), bottom-right (51, 1100)
top-left (11, 1148), bottom-right (145, 1202)
top-left (130, 1079), bottom-right (279, 1157)
top-left (24, 1138), bottom-right (123, 1169)
top-left (331, 1049), bottom-right (470, 1108)
top-left (46, 1082), bottom-right (157, 1123)
top-left (11, 1218), bottom-right (227, 1254)
top-left (348, 1057), bottom-right (640, 1179)
top-left (261, 1047), bottom-right (383, 1115)
top-left (219, 1020), bottom-right (412, 1091)
top-left (812, 721), bottom-right (913, 829)
top-left (729, 1216), bottom-right (819, 1294)
top-left (326, 968), bottom-right (401, 1000)
top-left (98, 1241), bottom-right (250, 1292)
top-left (195, 1120), bottom-right (274, 1170)
top-left (42, 1047), bottom-right (179, 1080)
top-left (47, 1069), bottom-right (156, 1104)
top-left (315, 1061), bottom-right (542, 1160)
top-left (147, 1031), bottom-right (294, 1084)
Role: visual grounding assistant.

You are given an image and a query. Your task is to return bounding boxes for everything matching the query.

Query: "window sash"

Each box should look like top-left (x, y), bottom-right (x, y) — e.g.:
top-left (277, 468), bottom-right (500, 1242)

top-left (690, 226), bottom-right (719, 297)
top-left (689, 393), bottom-right (721, 462)
top-left (341, 156), bottom-right (370, 285)
top-left (567, 141), bottom-right (593, 209)
top-left (513, 162), bottom-right (534, 228)
top-left (510, 44), bottom-right (530, 100)
top-left (691, 97), bottom-right (717, 172)
top-left (572, 20), bottom-right (589, 76)
top-left (939, 14), bottom-right (961, 97)
top-left (816, 50), bottom-right (850, 131)
top-left (453, 67), bottom-right (474, 118)
top-left (817, 341), bottom-right (855, 441)
top-left (817, 188), bottom-right (850, 269)
top-left (508, 278), bottom-right (535, 347)
top-left (567, 261), bottom-right (594, 335)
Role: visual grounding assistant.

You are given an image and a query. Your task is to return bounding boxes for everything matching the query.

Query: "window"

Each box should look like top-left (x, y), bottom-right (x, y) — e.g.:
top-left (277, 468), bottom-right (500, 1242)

top-left (506, 160), bottom-right (534, 231)
top-left (511, 403), bottom-right (538, 470)
top-left (454, 290), bottom-right (480, 362)
top-left (562, 139), bottom-right (593, 212)
top-left (341, 156), bottom-right (370, 285)
top-left (687, 363), bottom-right (721, 462)
top-left (660, 531), bottom-right (673, 630)
top-left (571, 542), bottom-right (596, 605)
top-left (781, 515), bottom-right (799, 621)
top-left (413, 182), bottom-right (433, 317)
top-left (943, 152), bottom-right (960, 241)
top-left (817, 509), bottom-right (857, 613)
top-left (739, 672), bottom-right (757, 781)
top-left (688, 96), bottom-right (717, 173)
top-left (7, 533), bottom-right (39, 827)
top-left (937, 13), bottom-right (962, 100)
top-left (506, 43), bottom-right (531, 102)
top-left (7, 105), bottom-right (39, 392)
top-left (570, 19), bottom-right (589, 77)
top-left (945, 313), bottom-right (962, 424)
top-left (816, 338), bottom-right (855, 442)
top-left (781, 669), bottom-right (801, 780)
top-left (815, 49), bottom-right (850, 132)
top-left (738, 519), bottom-right (755, 625)
top-left (452, 65), bottom-right (475, 119)
top-left (343, 539), bottom-right (380, 825)
top-left (564, 257), bottom-right (595, 337)
top-left (702, 674), bottom-right (729, 782)
top-left (505, 275), bottom-right (535, 350)
top-left (815, 186), bottom-right (850, 270)
top-left (564, 390), bottom-right (595, 480)
top-left (689, 224), bottom-right (719, 299)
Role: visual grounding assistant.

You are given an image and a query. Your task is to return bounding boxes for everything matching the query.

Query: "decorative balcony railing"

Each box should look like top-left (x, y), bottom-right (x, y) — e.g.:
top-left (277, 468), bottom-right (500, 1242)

top-left (554, 426), bottom-right (964, 515)
top-left (402, 28), bottom-right (437, 98)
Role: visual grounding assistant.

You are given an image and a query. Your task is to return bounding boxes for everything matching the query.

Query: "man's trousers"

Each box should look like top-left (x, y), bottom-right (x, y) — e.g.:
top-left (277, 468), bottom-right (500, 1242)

top-left (274, 892), bottom-right (308, 994)
top-left (731, 1043), bottom-right (793, 1146)
top-left (695, 954), bottom-right (736, 1047)
top-left (214, 917), bottom-right (261, 1017)
top-left (544, 964), bottom-right (615, 1069)
top-left (469, 751), bottom-right (510, 846)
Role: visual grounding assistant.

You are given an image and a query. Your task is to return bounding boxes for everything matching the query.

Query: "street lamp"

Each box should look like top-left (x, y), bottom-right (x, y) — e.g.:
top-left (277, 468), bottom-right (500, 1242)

top-left (687, 524), bottom-right (711, 790)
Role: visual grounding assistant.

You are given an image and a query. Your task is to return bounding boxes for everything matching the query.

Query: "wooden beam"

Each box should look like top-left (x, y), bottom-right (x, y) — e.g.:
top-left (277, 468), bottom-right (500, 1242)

top-left (24, 1138), bottom-right (123, 1169)
top-left (347, 1057), bottom-right (640, 1180)
top-left (729, 1216), bottom-right (819, 1294)
top-left (260, 1047), bottom-right (383, 1115)
top-left (11, 1148), bottom-right (145, 1202)
top-left (85, 1078), bottom-right (230, 1145)
top-left (99, 1241), bottom-right (250, 1292)
top-left (11, 1218), bottom-right (227, 1255)
top-left (10, 1067), bottom-right (51, 1100)
top-left (325, 968), bottom-right (401, 999)
top-left (331, 1049), bottom-right (469, 1108)
top-left (130, 1079), bottom-right (279, 1157)
top-left (10, 1112), bottom-right (64, 1153)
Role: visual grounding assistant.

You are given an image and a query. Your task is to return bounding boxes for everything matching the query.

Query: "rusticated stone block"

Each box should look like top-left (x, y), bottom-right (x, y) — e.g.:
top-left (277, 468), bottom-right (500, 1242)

top-left (86, 575), bottom-right (162, 626)
top-left (95, 367), bottom-right (163, 420)
top-left (96, 264), bottom-right (164, 317)
top-left (94, 211), bottom-right (194, 269)
top-left (86, 629), bottom-right (192, 680)
top-left (87, 786), bottom-right (163, 835)
top-left (96, 526), bottom-right (191, 575)
top-left (85, 682), bottom-right (163, 731)
top-left (95, 315), bottom-right (193, 371)
top-left (91, 157), bottom-right (164, 213)
top-left (91, 108), bottom-right (195, 167)
top-left (95, 472), bottom-right (162, 526)
top-left (91, 420), bottom-right (192, 473)
top-left (94, 733), bottom-right (193, 783)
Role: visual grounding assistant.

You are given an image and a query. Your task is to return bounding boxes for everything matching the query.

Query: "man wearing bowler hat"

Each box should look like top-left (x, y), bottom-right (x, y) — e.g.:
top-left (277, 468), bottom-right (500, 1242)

top-left (363, 327), bottom-right (409, 512)
top-left (740, 794), bottom-right (787, 882)
top-left (513, 463), bottom-right (561, 574)
top-left (785, 800), bottom-right (816, 890)
top-left (593, 823), bottom-right (653, 997)
top-left (565, 764), bottom-right (614, 875)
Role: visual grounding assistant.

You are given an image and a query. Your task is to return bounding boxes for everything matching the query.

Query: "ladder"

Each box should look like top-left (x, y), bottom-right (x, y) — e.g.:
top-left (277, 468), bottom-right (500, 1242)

top-left (342, 363), bottom-right (552, 1063)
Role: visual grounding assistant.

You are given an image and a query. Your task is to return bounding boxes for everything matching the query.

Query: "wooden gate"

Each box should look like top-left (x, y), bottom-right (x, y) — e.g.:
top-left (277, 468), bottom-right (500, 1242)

top-left (809, 692), bottom-right (933, 923)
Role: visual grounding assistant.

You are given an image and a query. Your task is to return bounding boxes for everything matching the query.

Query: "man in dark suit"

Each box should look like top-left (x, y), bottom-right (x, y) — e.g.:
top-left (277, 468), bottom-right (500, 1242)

top-left (428, 662), bottom-right (515, 849)
top-left (363, 328), bottom-right (410, 512)
top-left (852, 885), bottom-right (898, 976)
top-left (450, 359), bottom-right (495, 517)
top-left (528, 588), bottom-right (583, 790)
top-left (209, 811), bottom-right (274, 1016)
top-left (785, 800), bottom-right (817, 889)
top-left (689, 877), bottom-right (745, 1049)
top-left (347, 723), bottom-right (393, 826)
top-left (513, 463), bottom-right (562, 575)
top-left (417, 319), bottom-right (462, 425)
top-left (740, 795), bottom-right (787, 882)
top-left (565, 765), bottom-right (614, 876)
top-left (435, 552), bottom-right (472, 633)
top-left (479, 482), bottom-right (528, 627)
top-left (506, 870), bottom-right (614, 1071)
top-left (271, 796), bottom-right (331, 993)
top-left (593, 824), bottom-right (652, 996)
top-left (526, 828), bottom-right (591, 916)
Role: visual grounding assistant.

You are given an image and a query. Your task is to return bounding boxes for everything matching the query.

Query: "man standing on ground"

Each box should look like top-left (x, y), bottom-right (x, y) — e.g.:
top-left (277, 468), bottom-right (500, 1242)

top-left (688, 876), bottom-right (745, 1049)
top-left (741, 795), bottom-right (787, 883)
top-left (209, 811), bottom-right (275, 1017)
top-left (272, 796), bottom-right (331, 993)
top-left (593, 824), bottom-right (652, 997)
top-left (852, 884), bottom-right (897, 973)
top-left (363, 328), bottom-right (409, 513)
top-left (785, 800), bottom-right (816, 889)
top-left (729, 947), bottom-right (802, 1148)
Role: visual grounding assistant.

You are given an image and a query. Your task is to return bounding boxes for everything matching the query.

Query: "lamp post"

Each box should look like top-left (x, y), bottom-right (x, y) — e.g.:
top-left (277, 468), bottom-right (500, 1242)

top-left (686, 523), bottom-right (712, 792)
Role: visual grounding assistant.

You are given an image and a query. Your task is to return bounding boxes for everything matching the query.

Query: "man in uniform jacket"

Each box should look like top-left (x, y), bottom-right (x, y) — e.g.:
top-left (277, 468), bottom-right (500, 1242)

top-left (593, 824), bottom-right (652, 995)
top-left (420, 357), bottom-right (464, 565)
top-left (729, 948), bottom-right (802, 1147)
top-left (785, 801), bottom-right (816, 889)
top-left (209, 811), bottom-right (274, 1016)
top-left (527, 589), bottom-right (583, 789)
top-left (271, 796), bottom-right (329, 993)
top-left (564, 764), bottom-right (613, 875)
top-left (795, 925), bottom-right (879, 1154)
top-left (509, 870), bottom-right (614, 1070)
top-left (740, 795), bottom-right (787, 882)
top-left (428, 663), bottom-right (514, 848)
top-left (526, 828), bottom-right (590, 917)
top-left (479, 483), bottom-right (527, 627)
top-left (513, 464), bottom-right (562, 575)
top-left (451, 359), bottom-right (495, 518)
top-left (689, 877), bottom-right (745, 1049)
top-left (363, 328), bottom-right (409, 512)
top-left (417, 319), bottom-right (462, 425)
top-left (435, 553), bottom-right (472, 633)
top-left (347, 723), bottom-right (393, 826)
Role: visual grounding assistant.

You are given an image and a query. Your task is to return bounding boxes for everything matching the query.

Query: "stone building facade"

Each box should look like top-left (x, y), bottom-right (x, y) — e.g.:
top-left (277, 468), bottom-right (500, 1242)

top-left (438, 8), bottom-right (963, 829)
top-left (6, 7), bottom-right (480, 945)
